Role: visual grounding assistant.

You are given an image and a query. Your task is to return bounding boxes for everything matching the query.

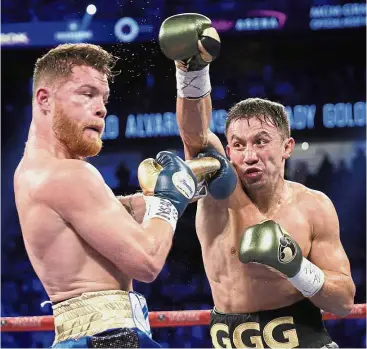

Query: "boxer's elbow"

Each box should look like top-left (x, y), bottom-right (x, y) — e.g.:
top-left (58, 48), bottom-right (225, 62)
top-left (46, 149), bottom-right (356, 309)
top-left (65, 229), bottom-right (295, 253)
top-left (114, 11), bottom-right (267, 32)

top-left (116, 255), bottom-right (161, 283)
top-left (142, 264), bottom-right (161, 283)
top-left (136, 257), bottom-right (162, 283)
top-left (334, 301), bottom-right (354, 317)
top-left (137, 271), bottom-right (158, 283)
top-left (334, 280), bottom-right (356, 317)
top-left (342, 302), bottom-right (354, 317)
top-left (341, 281), bottom-right (356, 316)
top-left (324, 301), bottom-right (353, 318)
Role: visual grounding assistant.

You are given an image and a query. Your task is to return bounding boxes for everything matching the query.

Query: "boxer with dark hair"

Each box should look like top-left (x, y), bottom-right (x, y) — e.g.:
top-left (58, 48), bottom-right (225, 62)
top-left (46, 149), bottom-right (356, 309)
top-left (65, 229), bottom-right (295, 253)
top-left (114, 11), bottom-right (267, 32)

top-left (159, 14), bottom-right (355, 348)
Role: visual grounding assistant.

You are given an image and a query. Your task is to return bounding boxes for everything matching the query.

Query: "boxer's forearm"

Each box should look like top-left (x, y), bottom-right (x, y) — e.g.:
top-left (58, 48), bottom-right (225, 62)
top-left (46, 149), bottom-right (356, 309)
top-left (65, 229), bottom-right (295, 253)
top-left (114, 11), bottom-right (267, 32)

top-left (177, 96), bottom-right (212, 159)
top-left (310, 270), bottom-right (355, 317)
top-left (117, 193), bottom-right (145, 224)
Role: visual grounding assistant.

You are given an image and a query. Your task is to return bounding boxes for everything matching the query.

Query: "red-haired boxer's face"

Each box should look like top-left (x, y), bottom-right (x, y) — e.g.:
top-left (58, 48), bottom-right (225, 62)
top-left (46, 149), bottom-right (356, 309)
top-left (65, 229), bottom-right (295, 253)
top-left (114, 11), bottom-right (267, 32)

top-left (226, 116), bottom-right (294, 191)
top-left (51, 65), bottom-right (109, 158)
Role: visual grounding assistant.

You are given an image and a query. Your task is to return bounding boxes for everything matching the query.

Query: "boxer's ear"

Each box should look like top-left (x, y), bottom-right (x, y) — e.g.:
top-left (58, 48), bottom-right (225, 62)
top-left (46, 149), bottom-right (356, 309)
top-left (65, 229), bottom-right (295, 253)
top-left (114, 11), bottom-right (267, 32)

top-left (283, 137), bottom-right (295, 160)
top-left (226, 144), bottom-right (231, 158)
top-left (35, 88), bottom-right (51, 112)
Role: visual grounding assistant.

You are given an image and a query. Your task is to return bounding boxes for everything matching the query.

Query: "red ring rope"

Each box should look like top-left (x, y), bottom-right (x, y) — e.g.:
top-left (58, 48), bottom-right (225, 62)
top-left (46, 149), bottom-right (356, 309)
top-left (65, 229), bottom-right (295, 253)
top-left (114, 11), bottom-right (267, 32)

top-left (0, 304), bottom-right (365, 332)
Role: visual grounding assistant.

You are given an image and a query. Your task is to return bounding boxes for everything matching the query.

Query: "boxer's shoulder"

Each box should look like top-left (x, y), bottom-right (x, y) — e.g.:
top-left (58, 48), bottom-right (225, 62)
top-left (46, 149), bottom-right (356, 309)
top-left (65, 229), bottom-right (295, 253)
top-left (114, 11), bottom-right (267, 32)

top-left (292, 181), bottom-right (333, 210)
top-left (287, 180), bottom-right (331, 206)
top-left (35, 159), bottom-right (105, 206)
top-left (50, 159), bottom-right (103, 183)
top-left (288, 181), bottom-right (337, 237)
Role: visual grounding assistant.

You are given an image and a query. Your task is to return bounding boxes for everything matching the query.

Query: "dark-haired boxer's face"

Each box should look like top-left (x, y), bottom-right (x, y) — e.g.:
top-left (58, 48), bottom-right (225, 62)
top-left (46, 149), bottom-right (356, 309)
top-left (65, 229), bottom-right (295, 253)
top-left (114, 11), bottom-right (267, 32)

top-left (226, 117), bottom-right (294, 191)
top-left (51, 65), bottom-right (109, 158)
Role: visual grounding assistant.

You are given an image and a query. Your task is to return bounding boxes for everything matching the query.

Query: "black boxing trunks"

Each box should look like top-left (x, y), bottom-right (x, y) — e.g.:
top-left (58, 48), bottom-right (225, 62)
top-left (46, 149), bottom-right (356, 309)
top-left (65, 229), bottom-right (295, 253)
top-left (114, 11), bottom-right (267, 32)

top-left (210, 299), bottom-right (338, 348)
top-left (51, 290), bottom-right (161, 348)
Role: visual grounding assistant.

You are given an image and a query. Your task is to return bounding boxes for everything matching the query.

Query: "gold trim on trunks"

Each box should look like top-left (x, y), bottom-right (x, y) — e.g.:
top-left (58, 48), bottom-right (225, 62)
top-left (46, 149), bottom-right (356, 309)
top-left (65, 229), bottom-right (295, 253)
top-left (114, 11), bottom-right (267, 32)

top-left (52, 290), bottom-right (134, 344)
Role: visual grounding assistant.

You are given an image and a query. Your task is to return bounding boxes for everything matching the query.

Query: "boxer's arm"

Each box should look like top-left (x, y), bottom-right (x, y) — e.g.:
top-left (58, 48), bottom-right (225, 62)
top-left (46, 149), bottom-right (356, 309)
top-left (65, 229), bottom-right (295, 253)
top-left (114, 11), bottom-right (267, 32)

top-left (307, 191), bottom-right (355, 316)
top-left (46, 162), bottom-right (174, 283)
top-left (177, 95), bottom-right (224, 159)
top-left (159, 13), bottom-right (224, 159)
top-left (117, 193), bottom-right (145, 224)
top-left (177, 88), bottom-right (225, 160)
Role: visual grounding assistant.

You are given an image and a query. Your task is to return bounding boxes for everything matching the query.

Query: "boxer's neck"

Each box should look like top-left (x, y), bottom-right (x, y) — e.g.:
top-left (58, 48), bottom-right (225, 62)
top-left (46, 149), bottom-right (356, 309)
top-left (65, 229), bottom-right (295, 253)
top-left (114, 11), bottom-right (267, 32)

top-left (248, 177), bottom-right (290, 218)
top-left (26, 120), bottom-right (81, 160)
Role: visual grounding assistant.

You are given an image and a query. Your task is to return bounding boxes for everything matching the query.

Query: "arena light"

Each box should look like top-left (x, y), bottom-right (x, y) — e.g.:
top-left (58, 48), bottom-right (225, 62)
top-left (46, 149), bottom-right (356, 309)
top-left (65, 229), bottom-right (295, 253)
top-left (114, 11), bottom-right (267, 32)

top-left (86, 4), bottom-right (97, 15)
top-left (80, 5), bottom-right (97, 31)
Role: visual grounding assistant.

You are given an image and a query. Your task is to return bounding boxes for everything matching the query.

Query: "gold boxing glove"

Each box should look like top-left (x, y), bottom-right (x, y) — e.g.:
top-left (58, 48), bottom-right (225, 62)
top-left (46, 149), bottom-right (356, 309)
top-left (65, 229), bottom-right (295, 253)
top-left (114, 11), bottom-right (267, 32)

top-left (138, 156), bottom-right (220, 196)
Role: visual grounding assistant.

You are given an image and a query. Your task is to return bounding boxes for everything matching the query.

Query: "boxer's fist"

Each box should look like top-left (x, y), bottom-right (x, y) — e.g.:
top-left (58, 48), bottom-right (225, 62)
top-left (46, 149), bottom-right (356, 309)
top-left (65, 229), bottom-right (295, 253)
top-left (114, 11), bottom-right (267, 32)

top-left (138, 151), bottom-right (197, 217)
top-left (238, 220), bottom-right (303, 278)
top-left (159, 13), bottom-right (221, 71)
top-left (197, 149), bottom-right (237, 200)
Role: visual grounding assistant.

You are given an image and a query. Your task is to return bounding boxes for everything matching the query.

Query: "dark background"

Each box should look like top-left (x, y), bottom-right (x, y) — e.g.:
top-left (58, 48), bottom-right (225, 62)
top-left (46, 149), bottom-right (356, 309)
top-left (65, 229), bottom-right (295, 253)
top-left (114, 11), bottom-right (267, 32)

top-left (1, 0), bottom-right (366, 347)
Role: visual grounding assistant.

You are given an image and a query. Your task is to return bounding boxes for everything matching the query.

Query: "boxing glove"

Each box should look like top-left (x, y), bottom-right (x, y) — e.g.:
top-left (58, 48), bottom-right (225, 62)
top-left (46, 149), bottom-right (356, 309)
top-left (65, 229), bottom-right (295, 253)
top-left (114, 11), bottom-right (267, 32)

top-left (196, 149), bottom-right (237, 200)
top-left (239, 220), bottom-right (325, 297)
top-left (138, 151), bottom-right (197, 230)
top-left (159, 13), bottom-right (221, 71)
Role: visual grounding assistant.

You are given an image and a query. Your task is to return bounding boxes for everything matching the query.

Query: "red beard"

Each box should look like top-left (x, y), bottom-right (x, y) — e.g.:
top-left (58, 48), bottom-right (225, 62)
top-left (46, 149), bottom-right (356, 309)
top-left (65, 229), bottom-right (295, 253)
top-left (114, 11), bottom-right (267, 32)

top-left (52, 105), bottom-right (103, 158)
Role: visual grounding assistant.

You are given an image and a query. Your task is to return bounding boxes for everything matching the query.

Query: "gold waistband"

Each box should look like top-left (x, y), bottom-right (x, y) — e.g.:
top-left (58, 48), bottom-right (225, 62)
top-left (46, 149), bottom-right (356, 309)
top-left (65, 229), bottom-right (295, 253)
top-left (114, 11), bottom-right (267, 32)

top-left (52, 290), bottom-right (135, 344)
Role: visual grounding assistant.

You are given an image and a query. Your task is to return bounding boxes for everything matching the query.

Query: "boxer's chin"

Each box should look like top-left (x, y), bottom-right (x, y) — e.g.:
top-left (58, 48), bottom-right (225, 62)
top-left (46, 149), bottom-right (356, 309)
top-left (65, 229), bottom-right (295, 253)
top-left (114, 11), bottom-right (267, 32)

top-left (52, 107), bottom-right (102, 158)
top-left (77, 134), bottom-right (102, 158)
top-left (67, 130), bottom-right (103, 158)
top-left (240, 176), bottom-right (267, 192)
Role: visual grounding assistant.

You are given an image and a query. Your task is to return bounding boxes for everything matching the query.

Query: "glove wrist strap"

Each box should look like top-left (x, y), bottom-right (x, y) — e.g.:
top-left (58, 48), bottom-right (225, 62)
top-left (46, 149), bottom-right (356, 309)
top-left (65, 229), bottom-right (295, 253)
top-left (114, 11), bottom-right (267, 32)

top-left (176, 65), bottom-right (211, 99)
top-left (288, 257), bottom-right (325, 297)
top-left (143, 196), bottom-right (178, 231)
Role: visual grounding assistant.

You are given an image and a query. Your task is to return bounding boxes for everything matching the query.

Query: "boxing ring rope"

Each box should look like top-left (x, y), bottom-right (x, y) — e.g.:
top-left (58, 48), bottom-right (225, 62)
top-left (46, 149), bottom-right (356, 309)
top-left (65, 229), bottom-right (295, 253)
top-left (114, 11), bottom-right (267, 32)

top-left (1, 304), bottom-right (366, 332)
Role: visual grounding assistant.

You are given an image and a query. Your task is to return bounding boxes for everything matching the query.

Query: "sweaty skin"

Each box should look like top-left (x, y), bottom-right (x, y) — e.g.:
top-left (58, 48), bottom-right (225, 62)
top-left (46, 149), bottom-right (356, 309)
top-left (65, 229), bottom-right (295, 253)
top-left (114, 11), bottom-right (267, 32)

top-left (14, 65), bottom-right (174, 303)
top-left (177, 95), bottom-right (355, 317)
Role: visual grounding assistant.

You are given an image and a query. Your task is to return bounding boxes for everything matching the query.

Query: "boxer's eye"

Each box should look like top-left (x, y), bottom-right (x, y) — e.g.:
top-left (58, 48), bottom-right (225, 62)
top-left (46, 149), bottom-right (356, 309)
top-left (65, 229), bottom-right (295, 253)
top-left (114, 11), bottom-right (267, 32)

top-left (256, 139), bottom-right (267, 146)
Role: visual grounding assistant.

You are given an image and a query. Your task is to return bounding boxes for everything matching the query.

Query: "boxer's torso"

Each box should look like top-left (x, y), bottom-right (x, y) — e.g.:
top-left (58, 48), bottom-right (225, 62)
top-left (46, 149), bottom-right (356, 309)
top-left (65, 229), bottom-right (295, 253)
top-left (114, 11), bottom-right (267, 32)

top-left (14, 153), bottom-right (132, 303)
top-left (196, 180), bottom-right (314, 313)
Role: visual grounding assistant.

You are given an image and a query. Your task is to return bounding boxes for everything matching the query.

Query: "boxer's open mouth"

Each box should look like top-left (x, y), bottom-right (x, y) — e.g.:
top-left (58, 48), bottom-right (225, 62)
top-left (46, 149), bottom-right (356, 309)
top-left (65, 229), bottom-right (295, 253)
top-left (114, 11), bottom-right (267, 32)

top-left (244, 168), bottom-right (262, 178)
top-left (244, 168), bottom-right (262, 174)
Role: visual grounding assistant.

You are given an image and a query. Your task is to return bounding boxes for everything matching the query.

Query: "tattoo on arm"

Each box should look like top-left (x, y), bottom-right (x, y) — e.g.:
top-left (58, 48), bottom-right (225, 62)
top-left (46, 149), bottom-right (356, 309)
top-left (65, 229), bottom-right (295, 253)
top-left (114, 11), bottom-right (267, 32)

top-left (122, 197), bottom-right (135, 220)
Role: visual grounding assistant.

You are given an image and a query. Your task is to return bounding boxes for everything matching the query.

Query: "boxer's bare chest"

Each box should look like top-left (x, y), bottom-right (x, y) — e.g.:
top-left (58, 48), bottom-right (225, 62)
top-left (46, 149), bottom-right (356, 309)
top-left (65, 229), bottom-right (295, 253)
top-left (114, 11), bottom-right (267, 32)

top-left (232, 183), bottom-right (312, 258)
top-left (200, 184), bottom-right (313, 311)
top-left (200, 183), bottom-right (312, 281)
